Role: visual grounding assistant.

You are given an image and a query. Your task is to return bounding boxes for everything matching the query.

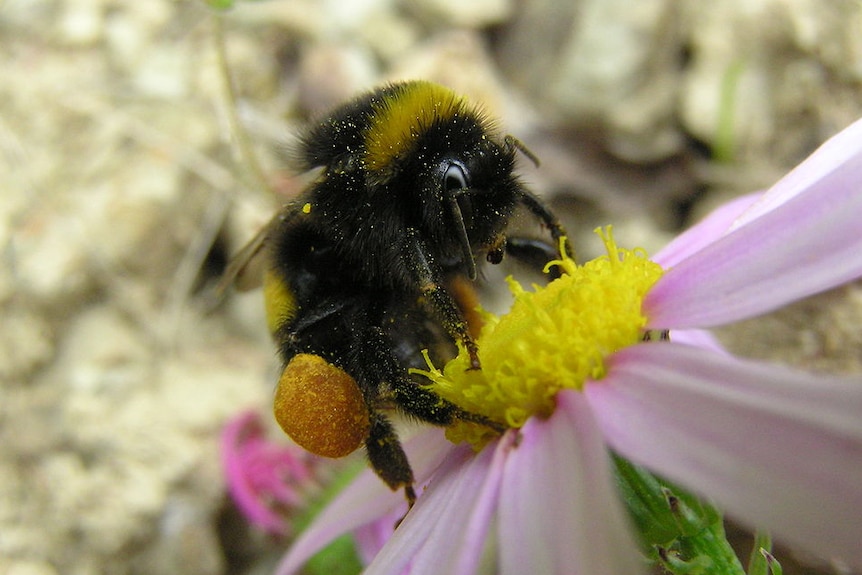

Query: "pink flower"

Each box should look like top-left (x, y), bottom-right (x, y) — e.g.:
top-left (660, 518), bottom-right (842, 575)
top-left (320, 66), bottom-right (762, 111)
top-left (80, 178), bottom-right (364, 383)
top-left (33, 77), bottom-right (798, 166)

top-left (275, 118), bottom-right (862, 574)
top-left (221, 410), bottom-right (317, 536)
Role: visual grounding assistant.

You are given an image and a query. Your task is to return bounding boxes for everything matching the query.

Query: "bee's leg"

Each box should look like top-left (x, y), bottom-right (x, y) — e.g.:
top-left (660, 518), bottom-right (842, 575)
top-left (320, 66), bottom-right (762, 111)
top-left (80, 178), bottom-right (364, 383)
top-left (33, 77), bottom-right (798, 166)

top-left (517, 189), bottom-right (573, 260)
top-left (352, 321), bottom-right (419, 507)
top-left (358, 324), bottom-right (504, 508)
top-left (390, 379), bottom-right (506, 433)
top-left (421, 280), bottom-right (481, 370)
top-left (362, 325), bottom-right (503, 432)
top-left (403, 229), bottom-right (481, 370)
top-left (504, 236), bottom-right (566, 280)
top-left (365, 412), bottom-right (416, 507)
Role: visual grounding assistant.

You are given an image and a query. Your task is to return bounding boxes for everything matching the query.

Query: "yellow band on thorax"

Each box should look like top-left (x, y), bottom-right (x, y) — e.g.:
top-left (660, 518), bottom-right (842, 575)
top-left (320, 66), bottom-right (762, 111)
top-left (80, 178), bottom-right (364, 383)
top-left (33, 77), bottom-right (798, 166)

top-left (363, 81), bottom-right (477, 173)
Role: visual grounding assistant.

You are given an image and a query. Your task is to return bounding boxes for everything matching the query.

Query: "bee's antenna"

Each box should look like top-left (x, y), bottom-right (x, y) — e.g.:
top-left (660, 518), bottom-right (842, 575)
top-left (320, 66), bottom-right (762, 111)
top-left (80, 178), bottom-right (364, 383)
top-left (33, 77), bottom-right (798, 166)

top-left (504, 134), bottom-right (540, 168)
top-left (448, 190), bottom-right (478, 281)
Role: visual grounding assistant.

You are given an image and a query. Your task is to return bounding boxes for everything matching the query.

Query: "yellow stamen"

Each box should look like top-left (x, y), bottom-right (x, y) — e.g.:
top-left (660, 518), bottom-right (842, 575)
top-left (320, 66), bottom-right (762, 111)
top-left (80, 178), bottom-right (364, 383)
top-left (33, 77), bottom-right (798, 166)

top-left (414, 227), bottom-right (664, 448)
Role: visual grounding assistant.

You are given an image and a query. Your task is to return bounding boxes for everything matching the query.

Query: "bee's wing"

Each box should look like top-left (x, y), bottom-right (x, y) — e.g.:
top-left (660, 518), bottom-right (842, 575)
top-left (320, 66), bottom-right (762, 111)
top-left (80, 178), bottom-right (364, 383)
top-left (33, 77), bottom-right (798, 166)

top-left (216, 213), bottom-right (278, 294)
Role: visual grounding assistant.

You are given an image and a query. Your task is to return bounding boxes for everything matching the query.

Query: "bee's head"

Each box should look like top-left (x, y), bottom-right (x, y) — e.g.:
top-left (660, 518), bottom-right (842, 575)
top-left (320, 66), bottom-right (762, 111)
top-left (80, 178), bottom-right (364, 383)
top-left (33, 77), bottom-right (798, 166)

top-left (362, 81), bottom-right (527, 279)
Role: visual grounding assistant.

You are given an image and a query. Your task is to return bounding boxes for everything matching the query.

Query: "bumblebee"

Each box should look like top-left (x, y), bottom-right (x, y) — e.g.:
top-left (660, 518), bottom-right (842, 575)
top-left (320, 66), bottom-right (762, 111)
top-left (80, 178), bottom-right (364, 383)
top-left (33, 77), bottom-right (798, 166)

top-left (225, 80), bottom-right (569, 504)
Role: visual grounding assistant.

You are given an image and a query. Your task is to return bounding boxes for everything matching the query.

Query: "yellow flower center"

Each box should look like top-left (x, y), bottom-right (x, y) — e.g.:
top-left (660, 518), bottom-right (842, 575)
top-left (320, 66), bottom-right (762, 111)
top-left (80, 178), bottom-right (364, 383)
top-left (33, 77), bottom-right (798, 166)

top-left (414, 227), bottom-right (664, 448)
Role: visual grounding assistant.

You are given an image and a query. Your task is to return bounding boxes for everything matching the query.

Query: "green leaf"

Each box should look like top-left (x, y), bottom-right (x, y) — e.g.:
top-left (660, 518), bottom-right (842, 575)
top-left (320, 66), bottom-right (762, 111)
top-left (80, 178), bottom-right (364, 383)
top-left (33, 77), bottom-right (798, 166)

top-left (292, 460), bottom-right (367, 575)
top-left (304, 534), bottom-right (364, 575)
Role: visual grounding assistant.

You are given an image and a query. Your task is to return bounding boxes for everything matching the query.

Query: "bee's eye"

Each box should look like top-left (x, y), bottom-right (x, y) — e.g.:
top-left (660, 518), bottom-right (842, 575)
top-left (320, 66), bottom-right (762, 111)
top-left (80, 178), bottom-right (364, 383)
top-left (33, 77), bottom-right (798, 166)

top-left (443, 163), bottom-right (468, 192)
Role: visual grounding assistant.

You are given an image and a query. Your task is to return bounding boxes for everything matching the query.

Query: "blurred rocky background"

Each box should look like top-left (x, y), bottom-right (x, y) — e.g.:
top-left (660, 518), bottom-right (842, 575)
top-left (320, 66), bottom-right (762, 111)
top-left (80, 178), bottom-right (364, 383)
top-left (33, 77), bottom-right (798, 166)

top-left (2, 1), bottom-right (861, 574)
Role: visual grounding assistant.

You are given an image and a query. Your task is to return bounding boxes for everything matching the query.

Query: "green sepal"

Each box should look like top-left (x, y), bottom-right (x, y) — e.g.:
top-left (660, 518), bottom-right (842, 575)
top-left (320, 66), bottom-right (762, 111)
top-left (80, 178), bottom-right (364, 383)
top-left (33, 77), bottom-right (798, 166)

top-left (612, 453), bottom-right (746, 575)
top-left (747, 532), bottom-right (781, 575)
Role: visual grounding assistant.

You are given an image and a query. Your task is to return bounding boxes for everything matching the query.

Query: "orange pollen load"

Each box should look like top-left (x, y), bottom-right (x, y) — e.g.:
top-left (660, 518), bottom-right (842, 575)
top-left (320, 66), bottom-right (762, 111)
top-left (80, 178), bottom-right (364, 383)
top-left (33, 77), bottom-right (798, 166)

top-left (273, 353), bottom-right (371, 458)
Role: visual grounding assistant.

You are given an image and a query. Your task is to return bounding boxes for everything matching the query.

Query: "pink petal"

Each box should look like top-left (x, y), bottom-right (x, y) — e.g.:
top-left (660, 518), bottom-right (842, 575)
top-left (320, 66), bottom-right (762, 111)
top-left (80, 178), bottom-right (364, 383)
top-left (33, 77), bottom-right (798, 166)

top-left (645, 145), bottom-right (862, 328)
top-left (353, 509), bottom-right (405, 565)
top-left (653, 115), bottom-right (862, 272)
top-left (730, 118), bottom-right (862, 230)
top-left (586, 343), bottom-right (862, 568)
top-left (365, 438), bottom-right (506, 575)
top-left (274, 428), bottom-right (454, 575)
top-left (498, 391), bottom-right (644, 575)
top-left (668, 328), bottom-right (726, 354)
top-left (654, 192), bottom-right (762, 268)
